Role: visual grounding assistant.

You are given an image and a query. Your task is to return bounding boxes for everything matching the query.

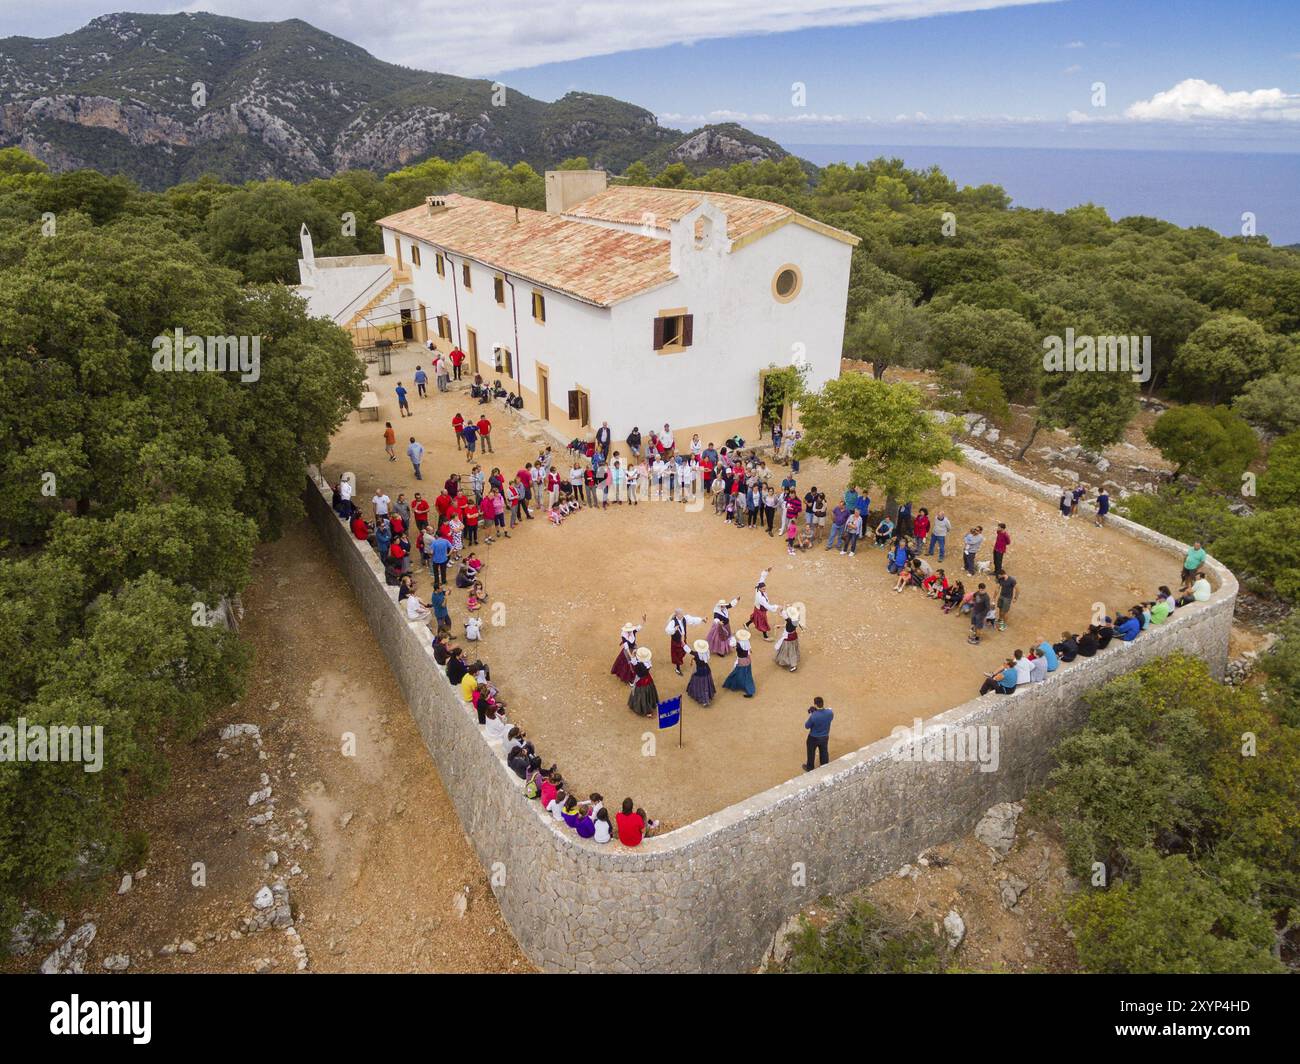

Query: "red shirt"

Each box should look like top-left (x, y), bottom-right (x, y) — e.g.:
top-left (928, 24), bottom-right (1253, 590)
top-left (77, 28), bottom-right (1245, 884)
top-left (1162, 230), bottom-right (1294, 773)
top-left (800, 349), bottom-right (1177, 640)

top-left (388, 541), bottom-right (406, 560)
top-left (452, 415), bottom-right (464, 433)
top-left (450, 348), bottom-right (465, 366)
top-left (477, 418), bottom-right (491, 436)
top-left (518, 468), bottom-right (532, 488)
top-left (463, 506), bottom-right (480, 527)
top-left (913, 514), bottom-right (930, 541)
top-left (412, 498), bottom-right (430, 522)
top-left (616, 811), bottom-right (645, 847)
top-left (995, 530), bottom-right (1011, 553)
top-left (434, 493), bottom-right (452, 516)
top-left (389, 514), bottom-right (405, 535)
top-left (351, 517), bottom-right (370, 540)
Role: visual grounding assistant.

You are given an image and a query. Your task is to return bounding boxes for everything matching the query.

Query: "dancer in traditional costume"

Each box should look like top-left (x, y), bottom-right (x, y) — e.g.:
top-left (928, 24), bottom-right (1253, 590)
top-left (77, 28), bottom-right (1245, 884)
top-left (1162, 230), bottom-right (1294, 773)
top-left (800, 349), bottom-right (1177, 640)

top-left (706, 597), bottom-right (740, 657)
top-left (610, 621), bottom-right (640, 684)
top-left (748, 570), bottom-right (781, 640)
top-left (664, 609), bottom-right (704, 676)
top-left (686, 639), bottom-right (717, 707)
top-left (774, 604), bottom-right (805, 673)
top-left (627, 647), bottom-right (660, 717)
top-left (722, 628), bottom-right (757, 697)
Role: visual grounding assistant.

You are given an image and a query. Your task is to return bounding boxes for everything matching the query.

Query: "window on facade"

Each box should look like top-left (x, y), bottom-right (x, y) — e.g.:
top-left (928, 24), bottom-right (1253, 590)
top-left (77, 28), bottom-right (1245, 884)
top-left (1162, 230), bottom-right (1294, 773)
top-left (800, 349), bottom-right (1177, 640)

top-left (495, 346), bottom-right (514, 378)
top-left (462, 262), bottom-right (472, 289)
top-left (493, 275), bottom-right (505, 305)
top-left (772, 264), bottom-right (802, 303)
top-left (653, 309), bottom-right (693, 353)
top-left (410, 245), bottom-right (421, 267)
top-left (568, 388), bottom-right (590, 427)
top-left (532, 291), bottom-right (546, 323)
top-left (436, 253), bottom-right (445, 278)
top-left (437, 315), bottom-right (451, 341)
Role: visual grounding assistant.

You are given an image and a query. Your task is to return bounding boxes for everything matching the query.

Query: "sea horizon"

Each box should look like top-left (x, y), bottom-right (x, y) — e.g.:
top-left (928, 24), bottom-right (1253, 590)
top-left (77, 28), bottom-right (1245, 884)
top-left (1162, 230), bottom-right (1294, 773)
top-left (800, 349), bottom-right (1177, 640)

top-left (787, 143), bottom-right (1300, 246)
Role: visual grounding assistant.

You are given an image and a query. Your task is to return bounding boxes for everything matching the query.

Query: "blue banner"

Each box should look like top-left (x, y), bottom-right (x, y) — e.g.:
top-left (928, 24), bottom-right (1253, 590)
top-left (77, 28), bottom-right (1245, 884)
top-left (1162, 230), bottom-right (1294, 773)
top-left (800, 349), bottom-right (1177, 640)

top-left (657, 695), bottom-right (681, 729)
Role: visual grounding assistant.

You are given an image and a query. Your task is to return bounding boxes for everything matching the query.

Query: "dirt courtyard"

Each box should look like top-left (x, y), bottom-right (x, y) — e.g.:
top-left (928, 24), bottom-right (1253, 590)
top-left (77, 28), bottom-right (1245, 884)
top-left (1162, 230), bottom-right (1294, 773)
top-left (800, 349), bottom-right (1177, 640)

top-left (322, 345), bottom-right (1184, 828)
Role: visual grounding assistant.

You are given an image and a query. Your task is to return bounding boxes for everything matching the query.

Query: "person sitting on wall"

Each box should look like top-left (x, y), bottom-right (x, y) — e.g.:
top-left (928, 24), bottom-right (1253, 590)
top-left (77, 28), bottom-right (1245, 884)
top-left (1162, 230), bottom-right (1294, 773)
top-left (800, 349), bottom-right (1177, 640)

top-left (1095, 617), bottom-right (1116, 649)
top-left (1115, 607), bottom-right (1143, 642)
top-left (445, 645), bottom-right (489, 687)
top-left (1077, 626), bottom-right (1100, 657)
top-left (1176, 571), bottom-right (1212, 607)
top-left (1054, 631), bottom-right (1080, 662)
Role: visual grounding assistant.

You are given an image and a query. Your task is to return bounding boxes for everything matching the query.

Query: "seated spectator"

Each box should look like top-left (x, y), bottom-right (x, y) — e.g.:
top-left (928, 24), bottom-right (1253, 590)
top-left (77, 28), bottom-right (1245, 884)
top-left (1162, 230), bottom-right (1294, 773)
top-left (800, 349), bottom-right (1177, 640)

top-left (351, 513), bottom-right (372, 541)
top-left (873, 517), bottom-right (894, 546)
top-left (1012, 649), bottom-right (1033, 686)
top-left (1054, 631), bottom-right (1079, 662)
top-left (593, 808), bottom-right (613, 843)
top-left (1116, 608), bottom-right (1142, 642)
top-left (482, 705), bottom-right (511, 743)
top-left (1073, 627), bottom-right (1096, 656)
top-left (1028, 648), bottom-right (1048, 682)
top-left (1096, 619), bottom-right (1116, 649)
top-left (1175, 571), bottom-right (1212, 607)
top-left (979, 659), bottom-right (1019, 695)
top-left (547, 788), bottom-right (567, 822)
top-left (432, 633), bottom-right (453, 666)
top-left (575, 807), bottom-right (596, 839)
top-left (539, 771), bottom-right (561, 810)
top-left (1036, 639), bottom-right (1059, 672)
top-left (464, 615), bottom-right (483, 642)
top-left (1150, 587), bottom-right (1175, 624)
top-left (405, 592), bottom-right (431, 623)
top-left (561, 794), bottom-right (583, 828)
top-left (616, 797), bottom-right (647, 847)
top-left (941, 580), bottom-right (964, 613)
top-left (922, 568), bottom-right (948, 598)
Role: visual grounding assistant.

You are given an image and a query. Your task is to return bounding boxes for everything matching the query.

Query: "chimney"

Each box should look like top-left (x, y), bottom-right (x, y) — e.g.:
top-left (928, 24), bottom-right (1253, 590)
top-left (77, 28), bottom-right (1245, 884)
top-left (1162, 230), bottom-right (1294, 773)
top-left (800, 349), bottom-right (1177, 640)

top-left (544, 169), bottom-right (608, 214)
top-left (426, 196), bottom-right (449, 216)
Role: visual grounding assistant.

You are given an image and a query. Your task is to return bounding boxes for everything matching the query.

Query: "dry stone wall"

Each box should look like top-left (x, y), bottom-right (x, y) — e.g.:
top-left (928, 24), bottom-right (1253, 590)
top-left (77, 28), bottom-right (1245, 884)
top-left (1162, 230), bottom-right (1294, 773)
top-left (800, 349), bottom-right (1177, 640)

top-left (304, 451), bottom-right (1236, 973)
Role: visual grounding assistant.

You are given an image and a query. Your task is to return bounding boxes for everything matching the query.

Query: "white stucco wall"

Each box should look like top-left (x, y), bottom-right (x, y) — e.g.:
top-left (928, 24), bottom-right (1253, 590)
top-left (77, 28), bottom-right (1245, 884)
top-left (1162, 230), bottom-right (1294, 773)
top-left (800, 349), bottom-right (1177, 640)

top-left (381, 212), bottom-right (852, 437)
top-left (296, 256), bottom-right (393, 324)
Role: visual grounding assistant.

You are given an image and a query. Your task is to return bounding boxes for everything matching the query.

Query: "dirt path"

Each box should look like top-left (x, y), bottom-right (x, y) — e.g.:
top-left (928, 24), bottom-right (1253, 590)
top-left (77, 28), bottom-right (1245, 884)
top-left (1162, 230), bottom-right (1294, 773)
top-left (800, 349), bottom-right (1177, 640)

top-left (5, 523), bottom-right (529, 974)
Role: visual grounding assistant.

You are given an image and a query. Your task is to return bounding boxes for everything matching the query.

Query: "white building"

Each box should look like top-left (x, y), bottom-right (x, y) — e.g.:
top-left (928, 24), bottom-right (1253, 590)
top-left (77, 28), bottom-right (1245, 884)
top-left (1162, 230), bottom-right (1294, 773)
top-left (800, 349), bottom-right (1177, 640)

top-left (298, 171), bottom-right (859, 446)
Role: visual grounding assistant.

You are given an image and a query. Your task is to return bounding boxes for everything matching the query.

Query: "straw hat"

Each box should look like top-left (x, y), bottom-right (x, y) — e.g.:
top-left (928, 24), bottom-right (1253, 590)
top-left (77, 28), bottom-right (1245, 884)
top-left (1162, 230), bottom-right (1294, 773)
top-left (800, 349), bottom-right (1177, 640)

top-left (715, 598), bottom-right (728, 609)
top-left (635, 647), bottom-right (652, 664)
top-left (692, 639), bottom-right (710, 655)
top-left (735, 630), bottom-right (751, 646)
top-left (783, 603), bottom-right (805, 624)
top-left (621, 622), bottom-right (638, 635)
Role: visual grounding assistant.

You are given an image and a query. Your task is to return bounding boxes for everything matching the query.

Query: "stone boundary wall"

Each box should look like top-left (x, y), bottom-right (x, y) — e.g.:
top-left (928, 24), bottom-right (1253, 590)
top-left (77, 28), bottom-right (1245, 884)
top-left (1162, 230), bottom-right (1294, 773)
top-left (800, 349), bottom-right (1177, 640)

top-left (304, 451), bottom-right (1236, 973)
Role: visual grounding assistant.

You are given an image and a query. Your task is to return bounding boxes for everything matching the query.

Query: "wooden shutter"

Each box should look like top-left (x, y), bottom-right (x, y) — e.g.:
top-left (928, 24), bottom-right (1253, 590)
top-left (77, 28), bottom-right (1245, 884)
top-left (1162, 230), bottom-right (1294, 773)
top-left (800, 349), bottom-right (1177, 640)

top-left (568, 390), bottom-right (580, 420)
top-left (681, 314), bottom-right (694, 347)
top-left (652, 316), bottom-right (666, 350)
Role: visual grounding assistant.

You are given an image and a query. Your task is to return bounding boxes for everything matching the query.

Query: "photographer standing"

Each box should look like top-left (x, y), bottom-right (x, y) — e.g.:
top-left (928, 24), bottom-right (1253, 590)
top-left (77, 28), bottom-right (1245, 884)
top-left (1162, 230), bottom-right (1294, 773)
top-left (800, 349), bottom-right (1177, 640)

top-left (803, 697), bottom-right (833, 772)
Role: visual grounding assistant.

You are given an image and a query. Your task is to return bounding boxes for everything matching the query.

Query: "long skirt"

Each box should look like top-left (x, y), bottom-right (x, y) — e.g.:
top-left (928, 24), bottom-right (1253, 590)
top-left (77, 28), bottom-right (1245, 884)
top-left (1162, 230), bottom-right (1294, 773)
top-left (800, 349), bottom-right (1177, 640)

top-left (628, 680), bottom-right (659, 717)
top-left (670, 638), bottom-right (687, 668)
top-left (775, 637), bottom-right (800, 670)
top-left (748, 606), bottom-right (770, 634)
top-left (706, 619), bottom-right (732, 656)
top-left (722, 661), bottom-right (756, 697)
top-left (687, 664), bottom-right (716, 706)
top-left (611, 646), bottom-right (636, 683)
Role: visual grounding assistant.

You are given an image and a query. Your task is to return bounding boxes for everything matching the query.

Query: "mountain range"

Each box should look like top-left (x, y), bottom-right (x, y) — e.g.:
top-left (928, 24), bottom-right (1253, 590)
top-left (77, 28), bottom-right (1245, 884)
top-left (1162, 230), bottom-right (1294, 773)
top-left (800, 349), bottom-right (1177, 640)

top-left (0, 11), bottom-right (797, 188)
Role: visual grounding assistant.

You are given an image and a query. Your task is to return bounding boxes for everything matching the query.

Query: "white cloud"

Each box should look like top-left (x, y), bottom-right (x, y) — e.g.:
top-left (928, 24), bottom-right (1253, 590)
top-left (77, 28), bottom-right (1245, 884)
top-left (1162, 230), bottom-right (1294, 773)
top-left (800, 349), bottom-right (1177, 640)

top-left (1124, 78), bottom-right (1300, 121)
top-left (71, 0), bottom-right (1059, 75)
top-left (1064, 39), bottom-right (1085, 48)
top-left (1063, 64), bottom-right (1082, 75)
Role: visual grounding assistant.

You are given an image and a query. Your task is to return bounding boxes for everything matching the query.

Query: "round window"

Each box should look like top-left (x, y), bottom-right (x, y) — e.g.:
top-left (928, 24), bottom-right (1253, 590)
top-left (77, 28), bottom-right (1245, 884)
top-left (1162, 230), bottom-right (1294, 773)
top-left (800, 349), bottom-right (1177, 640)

top-left (773, 265), bottom-right (802, 302)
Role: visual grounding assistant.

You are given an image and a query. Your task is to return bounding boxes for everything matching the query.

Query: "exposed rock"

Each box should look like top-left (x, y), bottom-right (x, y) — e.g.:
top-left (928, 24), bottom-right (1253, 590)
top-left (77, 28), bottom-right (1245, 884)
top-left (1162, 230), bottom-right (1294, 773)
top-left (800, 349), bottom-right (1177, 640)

top-left (943, 910), bottom-right (966, 949)
top-left (998, 874), bottom-right (1030, 910)
top-left (102, 953), bottom-right (130, 971)
top-left (253, 886), bottom-right (275, 910)
top-left (117, 873), bottom-right (133, 895)
top-left (975, 802), bottom-right (1023, 857)
top-left (39, 922), bottom-right (97, 974)
top-left (178, 940), bottom-right (197, 954)
top-left (9, 909), bottom-right (65, 955)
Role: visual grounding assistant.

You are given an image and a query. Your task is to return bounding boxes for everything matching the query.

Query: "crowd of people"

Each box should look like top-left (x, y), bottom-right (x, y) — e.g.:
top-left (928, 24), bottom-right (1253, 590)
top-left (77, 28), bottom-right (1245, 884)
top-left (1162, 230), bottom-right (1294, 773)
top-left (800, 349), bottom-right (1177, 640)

top-left (328, 359), bottom-right (1215, 842)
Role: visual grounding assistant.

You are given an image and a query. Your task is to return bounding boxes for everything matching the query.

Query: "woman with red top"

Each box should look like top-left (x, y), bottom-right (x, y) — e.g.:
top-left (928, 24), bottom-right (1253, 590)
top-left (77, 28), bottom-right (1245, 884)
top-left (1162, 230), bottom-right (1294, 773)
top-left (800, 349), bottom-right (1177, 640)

top-left (452, 412), bottom-right (465, 450)
top-left (748, 569), bottom-right (780, 640)
top-left (774, 604), bottom-right (805, 672)
top-left (462, 500), bottom-right (480, 546)
top-left (627, 647), bottom-right (659, 717)
top-left (913, 508), bottom-right (931, 546)
top-left (412, 493), bottom-right (430, 531)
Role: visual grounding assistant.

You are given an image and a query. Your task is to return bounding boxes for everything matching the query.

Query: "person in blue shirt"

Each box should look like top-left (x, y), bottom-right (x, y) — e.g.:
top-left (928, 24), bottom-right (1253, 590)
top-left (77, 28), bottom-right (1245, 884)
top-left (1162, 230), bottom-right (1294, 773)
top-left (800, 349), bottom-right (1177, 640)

top-left (888, 541), bottom-right (909, 574)
top-left (373, 521), bottom-right (392, 560)
top-left (781, 475), bottom-right (796, 495)
top-left (413, 366), bottom-right (428, 397)
top-left (460, 420), bottom-right (478, 460)
top-left (855, 494), bottom-right (871, 525)
top-left (1036, 639), bottom-right (1059, 672)
top-left (1094, 490), bottom-right (1110, 528)
top-left (843, 486), bottom-right (859, 513)
top-left (429, 534), bottom-right (452, 588)
top-left (1116, 609), bottom-right (1142, 641)
top-left (395, 382), bottom-right (411, 417)
top-left (803, 697), bottom-right (833, 772)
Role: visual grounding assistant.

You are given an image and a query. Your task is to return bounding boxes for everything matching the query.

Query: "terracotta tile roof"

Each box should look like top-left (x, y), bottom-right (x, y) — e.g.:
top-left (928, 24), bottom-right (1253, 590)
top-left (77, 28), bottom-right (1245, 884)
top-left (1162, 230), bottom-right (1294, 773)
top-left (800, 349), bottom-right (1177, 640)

top-left (376, 195), bottom-right (675, 307)
top-left (561, 186), bottom-right (860, 247)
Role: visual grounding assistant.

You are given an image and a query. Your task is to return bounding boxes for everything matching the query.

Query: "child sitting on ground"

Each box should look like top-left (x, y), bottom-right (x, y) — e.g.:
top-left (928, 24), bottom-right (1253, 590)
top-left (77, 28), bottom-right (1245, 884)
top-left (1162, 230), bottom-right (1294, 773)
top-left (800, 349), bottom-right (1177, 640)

top-left (942, 580), bottom-right (965, 612)
top-left (466, 581), bottom-right (485, 612)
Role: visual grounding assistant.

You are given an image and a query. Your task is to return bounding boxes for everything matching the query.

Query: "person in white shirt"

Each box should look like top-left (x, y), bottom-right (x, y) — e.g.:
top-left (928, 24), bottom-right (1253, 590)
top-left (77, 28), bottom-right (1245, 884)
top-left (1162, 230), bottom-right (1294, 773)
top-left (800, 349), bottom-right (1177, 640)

top-left (651, 457), bottom-right (667, 499)
top-left (1013, 650), bottom-right (1034, 686)
top-left (483, 708), bottom-right (511, 744)
top-left (626, 463), bottom-right (641, 505)
top-left (405, 595), bottom-right (431, 622)
top-left (592, 808), bottom-right (613, 843)
top-left (547, 791), bottom-right (567, 821)
top-left (660, 424), bottom-right (675, 454)
top-left (372, 491), bottom-right (390, 519)
top-left (690, 434), bottom-right (703, 459)
top-left (339, 476), bottom-right (354, 515)
top-left (464, 616), bottom-right (482, 641)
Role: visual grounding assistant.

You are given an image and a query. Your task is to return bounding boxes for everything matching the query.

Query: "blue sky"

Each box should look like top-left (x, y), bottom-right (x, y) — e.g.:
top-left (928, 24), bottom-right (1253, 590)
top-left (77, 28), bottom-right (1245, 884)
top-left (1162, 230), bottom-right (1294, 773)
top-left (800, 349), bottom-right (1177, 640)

top-left (7, 0), bottom-right (1300, 150)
